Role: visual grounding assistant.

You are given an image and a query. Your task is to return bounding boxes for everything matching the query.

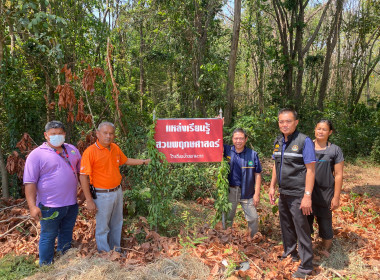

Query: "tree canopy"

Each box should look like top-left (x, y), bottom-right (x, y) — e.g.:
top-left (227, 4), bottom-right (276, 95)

top-left (0, 0), bottom-right (379, 198)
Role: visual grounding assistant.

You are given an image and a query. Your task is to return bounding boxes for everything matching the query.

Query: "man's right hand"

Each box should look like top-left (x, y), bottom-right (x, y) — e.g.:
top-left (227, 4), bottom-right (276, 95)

top-left (86, 199), bottom-right (97, 214)
top-left (30, 206), bottom-right (42, 221)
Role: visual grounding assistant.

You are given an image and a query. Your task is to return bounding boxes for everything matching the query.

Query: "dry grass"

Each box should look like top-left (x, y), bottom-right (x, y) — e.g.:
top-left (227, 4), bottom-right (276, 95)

top-left (24, 249), bottom-right (210, 280)
top-left (313, 238), bottom-right (380, 279)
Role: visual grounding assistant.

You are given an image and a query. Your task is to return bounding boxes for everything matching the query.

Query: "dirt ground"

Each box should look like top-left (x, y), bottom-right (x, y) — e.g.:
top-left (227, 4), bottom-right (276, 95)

top-left (1, 160), bottom-right (379, 279)
top-left (343, 160), bottom-right (380, 198)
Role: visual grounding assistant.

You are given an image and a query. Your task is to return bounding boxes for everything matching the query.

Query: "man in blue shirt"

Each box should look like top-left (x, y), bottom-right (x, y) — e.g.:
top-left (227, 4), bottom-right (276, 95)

top-left (224, 128), bottom-right (262, 238)
top-left (269, 108), bottom-right (316, 279)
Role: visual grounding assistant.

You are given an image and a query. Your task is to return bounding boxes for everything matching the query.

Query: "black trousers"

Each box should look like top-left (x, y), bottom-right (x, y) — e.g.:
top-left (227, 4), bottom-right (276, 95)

top-left (279, 194), bottom-right (313, 273)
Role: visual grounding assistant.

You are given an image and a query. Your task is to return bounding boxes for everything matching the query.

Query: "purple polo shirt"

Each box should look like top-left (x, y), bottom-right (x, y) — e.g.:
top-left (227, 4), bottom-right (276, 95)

top-left (23, 143), bottom-right (81, 207)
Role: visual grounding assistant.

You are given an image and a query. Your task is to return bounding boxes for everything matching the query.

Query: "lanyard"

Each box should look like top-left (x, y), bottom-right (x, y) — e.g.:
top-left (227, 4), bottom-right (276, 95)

top-left (47, 143), bottom-right (78, 179)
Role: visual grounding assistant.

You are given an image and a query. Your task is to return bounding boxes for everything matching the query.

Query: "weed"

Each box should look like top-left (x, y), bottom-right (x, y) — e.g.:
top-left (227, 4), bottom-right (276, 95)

top-left (223, 259), bottom-right (238, 277)
top-left (341, 204), bottom-right (355, 213)
top-left (363, 192), bottom-right (371, 198)
top-left (368, 208), bottom-right (379, 219)
top-left (0, 254), bottom-right (38, 280)
top-left (178, 234), bottom-right (208, 250)
top-left (178, 210), bottom-right (208, 251)
top-left (350, 191), bottom-right (360, 199)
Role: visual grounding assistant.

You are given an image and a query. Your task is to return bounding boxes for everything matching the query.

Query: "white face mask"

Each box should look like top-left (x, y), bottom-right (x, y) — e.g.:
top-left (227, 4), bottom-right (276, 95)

top-left (49, 135), bottom-right (65, 147)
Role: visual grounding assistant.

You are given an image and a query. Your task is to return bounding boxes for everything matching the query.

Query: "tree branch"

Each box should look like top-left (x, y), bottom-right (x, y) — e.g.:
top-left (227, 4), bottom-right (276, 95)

top-left (302, 0), bottom-right (332, 56)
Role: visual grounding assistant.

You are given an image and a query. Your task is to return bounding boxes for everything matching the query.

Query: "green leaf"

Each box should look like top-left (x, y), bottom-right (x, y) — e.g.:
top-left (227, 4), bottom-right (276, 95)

top-left (41, 211), bottom-right (59, 220)
top-left (271, 205), bottom-right (279, 215)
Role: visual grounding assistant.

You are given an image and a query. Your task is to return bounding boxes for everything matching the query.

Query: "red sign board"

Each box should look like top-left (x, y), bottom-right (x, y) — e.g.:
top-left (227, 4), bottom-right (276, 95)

top-left (155, 118), bottom-right (223, 163)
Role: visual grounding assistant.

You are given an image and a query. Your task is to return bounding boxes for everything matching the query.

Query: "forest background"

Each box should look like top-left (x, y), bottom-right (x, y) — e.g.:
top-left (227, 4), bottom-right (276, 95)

top-left (1, 0), bottom-right (379, 199)
top-left (0, 0), bottom-right (379, 223)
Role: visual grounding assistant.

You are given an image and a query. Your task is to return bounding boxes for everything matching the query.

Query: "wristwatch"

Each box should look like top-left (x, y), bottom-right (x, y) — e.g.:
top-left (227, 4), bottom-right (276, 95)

top-left (305, 191), bottom-right (312, 196)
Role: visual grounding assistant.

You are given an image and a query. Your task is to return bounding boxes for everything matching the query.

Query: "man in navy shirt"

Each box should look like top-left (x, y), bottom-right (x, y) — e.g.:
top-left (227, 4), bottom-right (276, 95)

top-left (224, 128), bottom-right (262, 238)
top-left (269, 108), bottom-right (316, 279)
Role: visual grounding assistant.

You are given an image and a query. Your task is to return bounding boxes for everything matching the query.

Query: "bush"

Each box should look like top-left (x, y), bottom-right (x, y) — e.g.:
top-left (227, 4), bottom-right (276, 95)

top-left (123, 162), bottom-right (218, 219)
top-left (168, 163), bottom-right (218, 200)
top-left (371, 135), bottom-right (380, 163)
top-left (228, 106), bottom-right (279, 157)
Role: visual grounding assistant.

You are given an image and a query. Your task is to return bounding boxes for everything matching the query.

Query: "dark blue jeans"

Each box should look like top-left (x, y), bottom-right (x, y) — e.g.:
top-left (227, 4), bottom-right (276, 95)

top-left (38, 203), bottom-right (78, 266)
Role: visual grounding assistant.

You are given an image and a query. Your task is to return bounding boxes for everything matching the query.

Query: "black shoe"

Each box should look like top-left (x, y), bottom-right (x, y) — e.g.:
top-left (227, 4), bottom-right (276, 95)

top-left (292, 271), bottom-right (308, 279)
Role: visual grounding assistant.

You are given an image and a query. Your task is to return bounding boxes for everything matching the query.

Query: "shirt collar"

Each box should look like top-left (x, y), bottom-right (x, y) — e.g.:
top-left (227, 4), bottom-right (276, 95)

top-left (232, 145), bottom-right (246, 154)
top-left (95, 140), bottom-right (107, 150)
top-left (43, 142), bottom-right (64, 152)
top-left (282, 130), bottom-right (298, 144)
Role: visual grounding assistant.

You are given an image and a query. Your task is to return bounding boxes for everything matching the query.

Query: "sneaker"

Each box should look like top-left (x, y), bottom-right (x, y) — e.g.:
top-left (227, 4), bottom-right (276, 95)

top-left (292, 271), bottom-right (308, 279)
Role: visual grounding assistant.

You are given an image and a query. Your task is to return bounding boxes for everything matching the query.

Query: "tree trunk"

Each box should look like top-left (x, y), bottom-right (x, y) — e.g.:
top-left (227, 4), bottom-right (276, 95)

top-left (0, 25), bottom-right (3, 69)
top-left (318, 0), bottom-right (343, 110)
top-left (139, 19), bottom-right (145, 112)
top-left (271, 0), bottom-right (332, 104)
top-left (45, 72), bottom-right (56, 122)
top-left (294, 1), bottom-right (305, 108)
top-left (0, 145), bottom-right (9, 198)
top-left (225, 0), bottom-right (241, 126)
top-left (0, 3), bottom-right (8, 195)
top-left (255, 0), bottom-right (265, 113)
top-left (0, 0), bottom-right (3, 67)
top-left (0, 0), bottom-right (5, 66)
top-left (354, 53), bottom-right (380, 105)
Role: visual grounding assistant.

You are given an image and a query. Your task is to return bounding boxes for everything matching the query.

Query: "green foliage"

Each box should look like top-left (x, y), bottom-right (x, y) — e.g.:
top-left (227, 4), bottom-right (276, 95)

top-left (229, 106), bottom-right (279, 157)
top-left (223, 259), bottom-right (238, 278)
top-left (303, 103), bottom-right (380, 160)
top-left (168, 163), bottom-right (218, 200)
top-left (178, 234), bottom-right (208, 250)
top-left (1, 0), bottom-right (379, 202)
top-left (144, 120), bottom-right (172, 231)
top-left (178, 210), bottom-right (208, 250)
top-left (0, 254), bottom-right (38, 280)
top-left (1, 59), bottom-right (46, 149)
top-left (213, 158), bottom-right (231, 226)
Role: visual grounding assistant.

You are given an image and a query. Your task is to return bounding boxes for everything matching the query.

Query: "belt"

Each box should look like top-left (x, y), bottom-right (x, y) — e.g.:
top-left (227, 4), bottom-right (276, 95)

top-left (229, 186), bottom-right (241, 188)
top-left (95, 185), bottom-right (121, 193)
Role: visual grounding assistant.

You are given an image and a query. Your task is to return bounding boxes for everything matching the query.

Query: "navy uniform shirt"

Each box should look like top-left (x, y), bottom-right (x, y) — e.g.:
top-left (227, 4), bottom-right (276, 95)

top-left (224, 145), bottom-right (262, 199)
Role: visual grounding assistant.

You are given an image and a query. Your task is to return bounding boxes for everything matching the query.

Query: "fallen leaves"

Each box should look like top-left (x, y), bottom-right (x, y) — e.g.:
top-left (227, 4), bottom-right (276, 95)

top-left (1, 163), bottom-right (380, 279)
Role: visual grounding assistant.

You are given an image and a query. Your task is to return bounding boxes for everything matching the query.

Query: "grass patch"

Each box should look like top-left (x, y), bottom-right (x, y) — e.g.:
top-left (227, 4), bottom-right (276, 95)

top-left (0, 254), bottom-right (38, 280)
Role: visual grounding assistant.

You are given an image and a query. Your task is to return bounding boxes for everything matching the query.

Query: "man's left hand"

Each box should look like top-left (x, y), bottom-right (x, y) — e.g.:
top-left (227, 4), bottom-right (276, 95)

top-left (300, 196), bottom-right (312, 215)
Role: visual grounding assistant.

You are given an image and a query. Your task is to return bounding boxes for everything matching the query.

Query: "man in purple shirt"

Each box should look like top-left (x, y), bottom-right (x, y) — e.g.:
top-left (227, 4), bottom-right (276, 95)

top-left (23, 121), bottom-right (81, 266)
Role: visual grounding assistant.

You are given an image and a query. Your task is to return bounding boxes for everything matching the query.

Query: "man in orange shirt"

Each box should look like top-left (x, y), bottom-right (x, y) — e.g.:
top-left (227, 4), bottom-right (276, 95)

top-left (80, 122), bottom-right (150, 252)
